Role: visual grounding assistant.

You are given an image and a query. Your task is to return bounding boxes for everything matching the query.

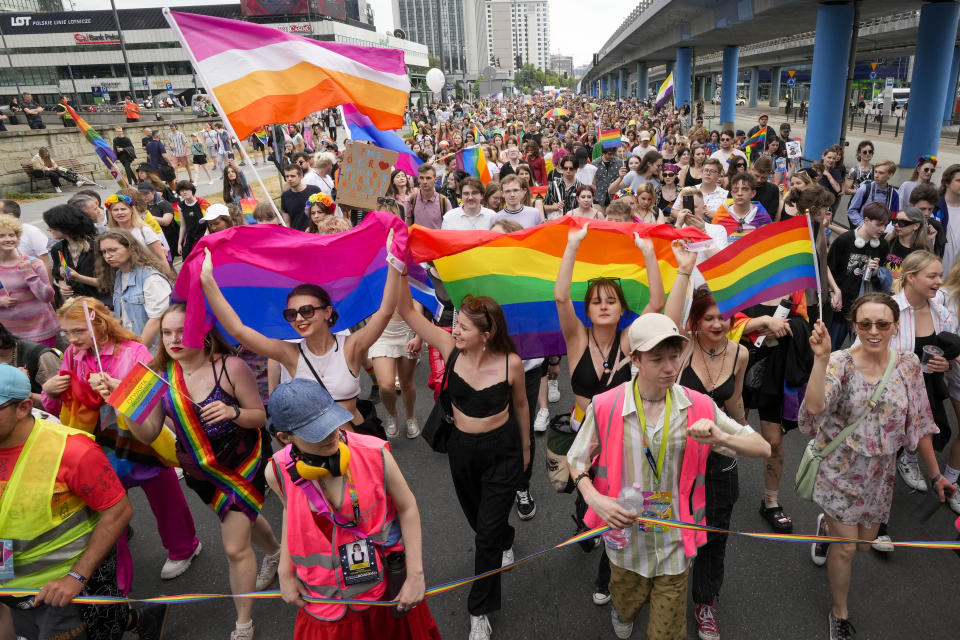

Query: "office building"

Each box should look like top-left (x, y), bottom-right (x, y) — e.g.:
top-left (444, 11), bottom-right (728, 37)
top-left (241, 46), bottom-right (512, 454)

top-left (550, 53), bottom-right (573, 78)
top-left (392, 0), bottom-right (488, 78)
top-left (485, 0), bottom-right (549, 73)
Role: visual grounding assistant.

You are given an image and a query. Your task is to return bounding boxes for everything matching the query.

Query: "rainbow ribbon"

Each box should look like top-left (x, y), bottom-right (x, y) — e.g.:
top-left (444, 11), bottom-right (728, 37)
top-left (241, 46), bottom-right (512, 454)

top-left (3, 516), bottom-right (957, 606)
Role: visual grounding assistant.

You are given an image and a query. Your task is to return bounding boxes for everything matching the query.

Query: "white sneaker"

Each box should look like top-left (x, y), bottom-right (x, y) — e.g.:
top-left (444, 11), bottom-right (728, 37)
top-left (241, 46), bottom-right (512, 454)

top-left (175, 467), bottom-right (184, 480)
top-left (406, 417), bottom-right (421, 439)
top-left (897, 456), bottom-right (928, 491)
top-left (384, 416), bottom-right (399, 438)
top-left (948, 483), bottom-right (960, 514)
top-left (469, 614), bottom-right (492, 640)
top-left (160, 542), bottom-right (202, 580)
top-left (811, 513), bottom-right (829, 566)
top-left (533, 407), bottom-right (549, 433)
top-left (54, 187), bottom-right (63, 193)
top-left (501, 547), bottom-right (514, 567)
top-left (230, 623), bottom-right (254, 640)
top-left (547, 379), bottom-right (560, 403)
top-left (871, 534), bottom-right (894, 553)
top-left (255, 550), bottom-right (281, 590)
top-left (611, 607), bottom-right (634, 639)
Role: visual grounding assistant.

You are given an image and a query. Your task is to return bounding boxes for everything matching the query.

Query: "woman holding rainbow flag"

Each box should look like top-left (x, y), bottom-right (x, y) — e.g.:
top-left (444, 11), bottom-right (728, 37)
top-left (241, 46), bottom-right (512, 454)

top-left (40, 297), bottom-right (200, 591)
top-left (121, 303), bottom-right (282, 640)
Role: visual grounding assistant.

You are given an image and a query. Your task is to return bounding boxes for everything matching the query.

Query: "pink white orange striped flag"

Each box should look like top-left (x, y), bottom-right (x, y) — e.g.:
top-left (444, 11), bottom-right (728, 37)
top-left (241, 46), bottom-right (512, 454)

top-left (164, 11), bottom-right (410, 139)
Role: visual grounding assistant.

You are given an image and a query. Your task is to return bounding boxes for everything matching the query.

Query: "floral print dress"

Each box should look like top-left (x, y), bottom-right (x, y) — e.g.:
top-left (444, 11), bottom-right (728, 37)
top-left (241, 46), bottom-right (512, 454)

top-left (798, 350), bottom-right (937, 526)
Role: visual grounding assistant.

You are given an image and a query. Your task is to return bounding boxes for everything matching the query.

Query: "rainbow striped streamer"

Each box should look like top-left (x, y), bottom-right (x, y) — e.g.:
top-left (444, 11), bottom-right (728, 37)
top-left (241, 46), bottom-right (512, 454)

top-left (409, 217), bottom-right (709, 358)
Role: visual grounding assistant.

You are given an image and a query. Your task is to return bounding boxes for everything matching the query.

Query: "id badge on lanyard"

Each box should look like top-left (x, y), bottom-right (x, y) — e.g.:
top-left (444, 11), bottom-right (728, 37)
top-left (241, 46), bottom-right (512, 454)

top-left (338, 538), bottom-right (381, 586)
top-left (634, 384), bottom-right (673, 533)
top-left (0, 539), bottom-right (13, 581)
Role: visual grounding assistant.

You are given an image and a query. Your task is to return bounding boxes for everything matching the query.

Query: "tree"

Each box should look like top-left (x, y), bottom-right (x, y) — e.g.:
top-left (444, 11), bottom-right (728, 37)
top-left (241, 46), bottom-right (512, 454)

top-left (512, 64), bottom-right (576, 93)
top-left (428, 54), bottom-right (442, 70)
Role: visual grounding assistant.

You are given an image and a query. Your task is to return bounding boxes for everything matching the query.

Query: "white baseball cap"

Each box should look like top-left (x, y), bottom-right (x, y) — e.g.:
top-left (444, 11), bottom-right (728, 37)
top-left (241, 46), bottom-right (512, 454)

top-left (627, 314), bottom-right (688, 353)
top-left (200, 203), bottom-right (230, 223)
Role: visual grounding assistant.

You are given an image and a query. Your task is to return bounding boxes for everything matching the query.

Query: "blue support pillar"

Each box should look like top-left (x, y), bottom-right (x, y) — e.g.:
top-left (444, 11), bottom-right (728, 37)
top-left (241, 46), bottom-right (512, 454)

top-left (902, 1), bottom-right (960, 165)
top-left (607, 73), bottom-right (615, 98)
top-left (769, 66), bottom-right (782, 108)
top-left (748, 67), bottom-right (759, 107)
top-left (675, 47), bottom-right (692, 108)
top-left (636, 62), bottom-right (649, 101)
top-left (720, 46), bottom-right (739, 128)
top-left (618, 68), bottom-right (625, 99)
top-left (943, 46), bottom-right (960, 126)
top-left (806, 3), bottom-right (855, 163)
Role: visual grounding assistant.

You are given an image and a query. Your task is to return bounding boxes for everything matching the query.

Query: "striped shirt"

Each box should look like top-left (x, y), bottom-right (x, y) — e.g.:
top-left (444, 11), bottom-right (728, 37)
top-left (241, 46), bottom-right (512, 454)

top-left (167, 130), bottom-right (188, 157)
top-left (567, 380), bottom-right (753, 577)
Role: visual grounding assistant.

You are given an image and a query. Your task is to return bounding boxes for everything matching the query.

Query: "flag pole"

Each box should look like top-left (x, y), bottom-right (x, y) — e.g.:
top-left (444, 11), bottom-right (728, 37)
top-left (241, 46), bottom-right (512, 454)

top-left (162, 8), bottom-right (286, 227)
top-left (81, 300), bottom-right (104, 374)
top-left (805, 211), bottom-right (824, 323)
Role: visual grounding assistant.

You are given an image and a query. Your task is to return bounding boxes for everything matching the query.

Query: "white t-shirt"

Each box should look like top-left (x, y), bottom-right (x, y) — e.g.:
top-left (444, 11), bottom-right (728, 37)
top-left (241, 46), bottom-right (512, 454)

top-left (442, 206), bottom-right (495, 230)
top-left (698, 185), bottom-right (729, 216)
top-left (944, 205), bottom-right (960, 276)
top-left (118, 271), bottom-right (171, 330)
top-left (129, 225), bottom-right (165, 251)
top-left (301, 171), bottom-right (324, 190)
top-left (491, 206), bottom-right (543, 229)
top-left (710, 148), bottom-right (747, 172)
top-left (19, 223), bottom-right (50, 258)
top-left (576, 164), bottom-right (598, 187)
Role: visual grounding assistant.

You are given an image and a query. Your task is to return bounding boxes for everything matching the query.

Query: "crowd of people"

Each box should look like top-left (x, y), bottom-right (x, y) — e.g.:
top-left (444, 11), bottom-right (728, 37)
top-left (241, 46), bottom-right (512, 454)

top-left (2, 92), bottom-right (960, 640)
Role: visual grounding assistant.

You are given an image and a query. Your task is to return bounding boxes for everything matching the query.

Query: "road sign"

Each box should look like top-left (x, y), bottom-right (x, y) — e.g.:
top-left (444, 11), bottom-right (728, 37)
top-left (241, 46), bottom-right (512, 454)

top-left (786, 78), bottom-right (795, 86)
top-left (142, 79), bottom-right (148, 86)
top-left (165, 81), bottom-right (173, 91)
top-left (885, 77), bottom-right (894, 88)
top-left (869, 71), bottom-right (877, 79)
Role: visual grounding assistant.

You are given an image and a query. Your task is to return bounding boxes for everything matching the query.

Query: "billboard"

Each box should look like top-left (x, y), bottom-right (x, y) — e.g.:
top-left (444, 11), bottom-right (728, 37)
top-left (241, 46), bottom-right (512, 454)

top-left (240, 0), bottom-right (356, 20)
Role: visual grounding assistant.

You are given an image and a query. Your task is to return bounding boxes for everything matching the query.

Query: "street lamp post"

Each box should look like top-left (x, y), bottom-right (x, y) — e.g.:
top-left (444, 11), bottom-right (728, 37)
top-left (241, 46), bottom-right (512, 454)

top-left (110, 0), bottom-right (138, 100)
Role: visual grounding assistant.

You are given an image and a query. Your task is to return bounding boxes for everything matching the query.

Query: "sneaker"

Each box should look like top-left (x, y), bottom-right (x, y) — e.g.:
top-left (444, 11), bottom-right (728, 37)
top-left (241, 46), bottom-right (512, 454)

top-left (611, 607), bottom-right (634, 639)
top-left (948, 483), bottom-right (960, 514)
top-left (230, 623), bottom-right (254, 640)
top-left (256, 550), bottom-right (281, 590)
top-left (175, 467), bottom-right (184, 480)
top-left (533, 407), bottom-right (549, 433)
top-left (160, 542), bottom-right (202, 580)
top-left (592, 586), bottom-right (611, 606)
top-left (695, 601), bottom-right (720, 640)
top-left (547, 379), bottom-right (560, 403)
top-left (405, 418), bottom-right (421, 439)
top-left (516, 489), bottom-right (536, 520)
top-left (54, 187), bottom-right (63, 193)
top-left (897, 456), bottom-right (927, 491)
top-left (469, 614), bottom-right (491, 640)
top-left (871, 534), bottom-right (894, 553)
top-left (828, 611), bottom-right (856, 640)
top-left (811, 513), bottom-right (829, 566)
top-left (501, 547), bottom-right (514, 567)
top-left (135, 603), bottom-right (169, 640)
top-left (384, 416), bottom-right (399, 438)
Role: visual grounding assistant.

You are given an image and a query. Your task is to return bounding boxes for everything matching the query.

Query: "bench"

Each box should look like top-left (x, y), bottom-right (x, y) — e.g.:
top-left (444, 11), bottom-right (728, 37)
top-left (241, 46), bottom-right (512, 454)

top-left (20, 157), bottom-right (98, 192)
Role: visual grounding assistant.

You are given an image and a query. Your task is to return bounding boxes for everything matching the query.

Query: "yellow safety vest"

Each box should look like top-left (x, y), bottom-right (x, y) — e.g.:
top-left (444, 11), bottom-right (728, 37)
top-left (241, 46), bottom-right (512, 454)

top-left (0, 420), bottom-right (100, 589)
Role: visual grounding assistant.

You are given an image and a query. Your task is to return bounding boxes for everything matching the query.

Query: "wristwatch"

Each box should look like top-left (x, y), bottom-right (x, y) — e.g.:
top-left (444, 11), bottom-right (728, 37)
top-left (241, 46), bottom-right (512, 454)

top-left (931, 473), bottom-right (944, 485)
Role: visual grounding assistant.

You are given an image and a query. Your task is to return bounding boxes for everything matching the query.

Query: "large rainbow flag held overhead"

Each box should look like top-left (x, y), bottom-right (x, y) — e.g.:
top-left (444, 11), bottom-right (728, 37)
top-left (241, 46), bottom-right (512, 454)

top-left (61, 101), bottom-right (120, 186)
top-left (164, 11), bottom-right (410, 138)
top-left (699, 215), bottom-right (819, 319)
top-left (174, 211), bottom-right (437, 348)
top-left (655, 72), bottom-right (675, 107)
top-left (409, 218), bottom-right (710, 358)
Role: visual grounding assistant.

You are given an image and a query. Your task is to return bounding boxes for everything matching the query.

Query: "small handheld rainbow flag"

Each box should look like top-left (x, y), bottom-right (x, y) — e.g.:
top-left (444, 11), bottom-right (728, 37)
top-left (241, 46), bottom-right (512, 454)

top-left (239, 198), bottom-right (258, 224)
top-left (600, 129), bottom-right (620, 151)
top-left (470, 123), bottom-right (485, 142)
top-left (742, 128), bottom-right (766, 150)
top-left (58, 251), bottom-right (70, 279)
top-left (107, 362), bottom-right (169, 424)
top-left (456, 146), bottom-right (492, 185)
top-left (699, 215), bottom-right (819, 319)
top-left (254, 128), bottom-right (268, 145)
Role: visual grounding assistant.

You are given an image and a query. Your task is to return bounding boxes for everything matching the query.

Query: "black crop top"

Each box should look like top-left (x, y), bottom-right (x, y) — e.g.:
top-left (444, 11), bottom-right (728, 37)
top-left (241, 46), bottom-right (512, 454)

top-left (448, 354), bottom-right (511, 418)
top-left (679, 346), bottom-right (740, 406)
top-left (570, 330), bottom-right (632, 399)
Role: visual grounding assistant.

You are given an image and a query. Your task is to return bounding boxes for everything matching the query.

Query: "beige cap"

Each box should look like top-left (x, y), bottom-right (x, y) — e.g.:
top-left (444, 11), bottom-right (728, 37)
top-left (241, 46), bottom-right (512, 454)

top-left (639, 130), bottom-right (652, 141)
top-left (627, 314), bottom-right (688, 353)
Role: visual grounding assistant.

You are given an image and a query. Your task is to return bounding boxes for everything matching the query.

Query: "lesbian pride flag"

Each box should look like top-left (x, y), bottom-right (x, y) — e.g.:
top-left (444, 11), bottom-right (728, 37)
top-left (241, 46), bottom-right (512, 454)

top-left (342, 103), bottom-right (421, 176)
top-left (408, 218), bottom-right (709, 358)
top-left (165, 11), bottom-right (410, 138)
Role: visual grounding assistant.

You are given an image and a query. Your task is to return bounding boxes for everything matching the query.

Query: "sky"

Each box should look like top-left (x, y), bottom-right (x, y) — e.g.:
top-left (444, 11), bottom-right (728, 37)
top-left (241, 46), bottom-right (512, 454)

top-left (72, 0), bottom-right (631, 68)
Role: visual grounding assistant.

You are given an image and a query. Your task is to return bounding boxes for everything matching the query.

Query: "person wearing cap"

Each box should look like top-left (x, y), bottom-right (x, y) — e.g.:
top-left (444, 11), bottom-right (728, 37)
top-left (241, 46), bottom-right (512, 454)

top-left (265, 378), bottom-right (441, 640)
top-left (631, 130), bottom-right (653, 157)
top-left (746, 114), bottom-right (776, 150)
top-left (139, 180), bottom-right (179, 260)
top-left (0, 363), bottom-right (173, 640)
top-left (567, 314), bottom-right (769, 640)
top-left (201, 203), bottom-right (233, 235)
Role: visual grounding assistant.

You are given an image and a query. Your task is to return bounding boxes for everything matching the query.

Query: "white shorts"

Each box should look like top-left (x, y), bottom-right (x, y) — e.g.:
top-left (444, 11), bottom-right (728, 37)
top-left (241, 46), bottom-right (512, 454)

top-left (368, 321), bottom-right (417, 360)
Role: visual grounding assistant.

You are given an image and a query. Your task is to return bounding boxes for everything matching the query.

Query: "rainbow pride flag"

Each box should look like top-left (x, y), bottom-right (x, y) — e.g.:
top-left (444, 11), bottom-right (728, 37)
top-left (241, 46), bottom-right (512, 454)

top-left (107, 362), bottom-right (167, 424)
top-left (742, 128), bottom-right (766, 150)
top-left (409, 218), bottom-right (710, 358)
top-left (239, 198), bottom-right (257, 224)
top-left (58, 251), bottom-right (71, 279)
top-left (600, 129), bottom-right (620, 151)
top-left (470, 123), bottom-right (485, 142)
top-left (456, 146), bottom-right (492, 185)
top-left (656, 72), bottom-right (675, 107)
top-left (165, 11), bottom-right (409, 138)
top-left (254, 128), bottom-right (268, 145)
top-left (60, 101), bottom-right (121, 186)
top-left (699, 215), bottom-right (818, 319)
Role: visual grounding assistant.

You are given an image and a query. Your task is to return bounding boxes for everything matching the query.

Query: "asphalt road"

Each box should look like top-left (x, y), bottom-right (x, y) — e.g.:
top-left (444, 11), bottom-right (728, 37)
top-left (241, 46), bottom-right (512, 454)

top-left (124, 359), bottom-right (960, 640)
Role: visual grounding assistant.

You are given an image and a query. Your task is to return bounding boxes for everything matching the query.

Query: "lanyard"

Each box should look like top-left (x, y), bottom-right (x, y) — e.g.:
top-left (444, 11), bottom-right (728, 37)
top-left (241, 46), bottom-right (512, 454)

top-left (297, 466), bottom-right (361, 529)
top-left (633, 382), bottom-right (671, 485)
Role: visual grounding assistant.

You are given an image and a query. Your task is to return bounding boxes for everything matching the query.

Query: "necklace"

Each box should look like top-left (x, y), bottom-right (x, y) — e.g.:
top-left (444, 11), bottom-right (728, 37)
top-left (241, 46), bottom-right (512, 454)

top-left (696, 336), bottom-right (727, 392)
top-left (696, 336), bottom-right (728, 358)
top-left (590, 328), bottom-right (614, 374)
top-left (639, 393), bottom-right (666, 403)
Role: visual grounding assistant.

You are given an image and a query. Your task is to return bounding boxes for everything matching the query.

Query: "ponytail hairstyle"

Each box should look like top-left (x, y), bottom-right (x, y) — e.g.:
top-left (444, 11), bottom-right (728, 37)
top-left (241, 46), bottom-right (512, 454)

top-left (458, 294), bottom-right (518, 355)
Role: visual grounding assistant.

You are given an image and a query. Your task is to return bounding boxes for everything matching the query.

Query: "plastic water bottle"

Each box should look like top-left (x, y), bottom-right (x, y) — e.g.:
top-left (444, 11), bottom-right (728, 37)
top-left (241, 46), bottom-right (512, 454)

top-left (602, 483), bottom-right (643, 550)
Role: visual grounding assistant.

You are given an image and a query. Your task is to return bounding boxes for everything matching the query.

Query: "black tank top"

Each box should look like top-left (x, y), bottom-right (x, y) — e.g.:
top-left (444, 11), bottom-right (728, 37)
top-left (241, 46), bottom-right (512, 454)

top-left (679, 345), bottom-right (740, 406)
top-left (570, 330), bottom-right (632, 399)
top-left (448, 354), bottom-right (511, 418)
top-left (683, 168), bottom-right (702, 187)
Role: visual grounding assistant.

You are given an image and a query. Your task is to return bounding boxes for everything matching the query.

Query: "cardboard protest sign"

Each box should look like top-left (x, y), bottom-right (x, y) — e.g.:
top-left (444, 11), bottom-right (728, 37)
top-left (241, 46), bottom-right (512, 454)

top-left (337, 141), bottom-right (399, 210)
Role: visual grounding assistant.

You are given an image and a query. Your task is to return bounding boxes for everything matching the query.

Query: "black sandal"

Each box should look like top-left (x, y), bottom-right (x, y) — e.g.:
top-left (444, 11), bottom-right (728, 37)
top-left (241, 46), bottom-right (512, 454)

top-left (759, 501), bottom-right (794, 533)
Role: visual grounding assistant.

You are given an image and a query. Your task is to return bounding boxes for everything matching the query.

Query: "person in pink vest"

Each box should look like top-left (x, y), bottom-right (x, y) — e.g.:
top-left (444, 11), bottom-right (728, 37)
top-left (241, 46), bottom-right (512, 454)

top-left (566, 314), bottom-right (770, 640)
top-left (265, 378), bottom-right (441, 640)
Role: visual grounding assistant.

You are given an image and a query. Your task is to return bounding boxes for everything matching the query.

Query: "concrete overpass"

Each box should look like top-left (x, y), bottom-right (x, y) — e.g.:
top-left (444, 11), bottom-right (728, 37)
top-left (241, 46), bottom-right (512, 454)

top-left (579, 0), bottom-right (960, 166)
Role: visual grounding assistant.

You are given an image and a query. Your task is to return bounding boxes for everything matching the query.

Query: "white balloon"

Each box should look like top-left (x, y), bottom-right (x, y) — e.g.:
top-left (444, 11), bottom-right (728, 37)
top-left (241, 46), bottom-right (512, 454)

top-left (426, 68), bottom-right (445, 93)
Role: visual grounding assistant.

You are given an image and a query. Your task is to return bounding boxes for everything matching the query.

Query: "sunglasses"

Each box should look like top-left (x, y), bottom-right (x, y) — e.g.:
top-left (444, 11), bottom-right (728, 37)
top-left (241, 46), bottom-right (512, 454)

top-left (587, 277), bottom-right (623, 289)
top-left (854, 320), bottom-right (894, 331)
top-left (893, 218), bottom-right (918, 227)
top-left (282, 304), bottom-right (328, 323)
top-left (861, 149), bottom-right (874, 155)
top-left (662, 172), bottom-right (676, 177)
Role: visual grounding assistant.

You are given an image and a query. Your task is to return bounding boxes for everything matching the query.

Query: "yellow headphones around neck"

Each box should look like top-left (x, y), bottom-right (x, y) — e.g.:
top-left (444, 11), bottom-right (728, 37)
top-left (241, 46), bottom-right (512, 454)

top-left (295, 440), bottom-right (351, 481)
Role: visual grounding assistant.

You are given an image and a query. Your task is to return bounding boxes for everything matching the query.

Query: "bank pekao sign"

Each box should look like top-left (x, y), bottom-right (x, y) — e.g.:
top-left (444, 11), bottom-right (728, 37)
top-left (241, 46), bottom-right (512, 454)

top-left (74, 32), bottom-right (121, 45)
top-left (276, 23), bottom-right (312, 34)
